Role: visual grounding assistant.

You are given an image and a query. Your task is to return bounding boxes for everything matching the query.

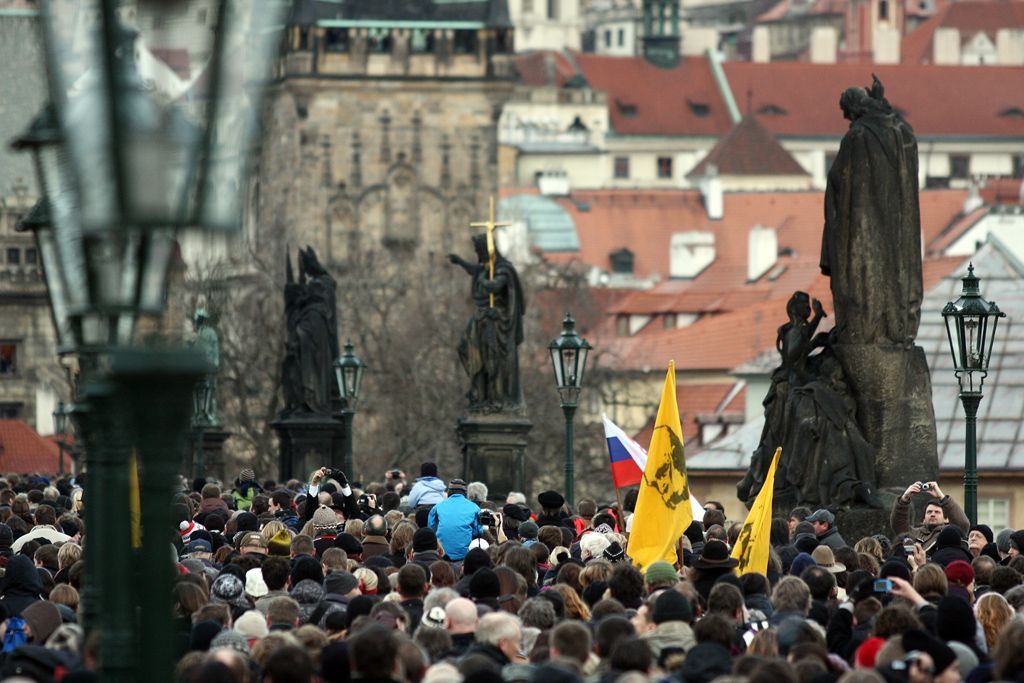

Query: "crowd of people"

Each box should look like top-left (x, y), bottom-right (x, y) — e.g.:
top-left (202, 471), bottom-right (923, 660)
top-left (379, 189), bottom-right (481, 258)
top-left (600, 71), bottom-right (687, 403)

top-left (1, 466), bottom-right (1024, 683)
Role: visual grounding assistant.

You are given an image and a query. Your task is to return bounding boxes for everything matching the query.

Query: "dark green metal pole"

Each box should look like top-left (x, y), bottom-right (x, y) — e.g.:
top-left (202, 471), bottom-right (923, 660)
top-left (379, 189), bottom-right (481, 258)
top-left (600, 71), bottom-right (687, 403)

top-left (342, 408), bottom-right (354, 481)
top-left (115, 349), bottom-right (206, 683)
top-left (961, 393), bottom-right (981, 526)
top-left (563, 404), bottom-right (576, 509)
top-left (76, 375), bottom-right (136, 683)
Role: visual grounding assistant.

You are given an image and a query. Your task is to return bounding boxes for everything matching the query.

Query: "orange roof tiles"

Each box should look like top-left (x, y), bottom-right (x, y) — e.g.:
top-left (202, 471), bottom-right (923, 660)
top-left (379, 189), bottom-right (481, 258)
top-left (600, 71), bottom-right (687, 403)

top-left (517, 52), bottom-right (1024, 140)
top-left (631, 382), bottom-right (747, 445)
top-left (688, 114), bottom-right (810, 178)
top-left (570, 54), bottom-right (733, 137)
top-left (0, 421), bottom-right (62, 475)
top-left (722, 61), bottom-right (1024, 138)
top-left (546, 188), bottom-right (966, 286)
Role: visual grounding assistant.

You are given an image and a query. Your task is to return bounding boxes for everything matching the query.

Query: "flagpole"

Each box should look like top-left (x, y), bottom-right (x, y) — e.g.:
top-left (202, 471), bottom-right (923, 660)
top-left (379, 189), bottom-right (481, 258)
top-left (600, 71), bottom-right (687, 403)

top-left (614, 486), bottom-right (626, 534)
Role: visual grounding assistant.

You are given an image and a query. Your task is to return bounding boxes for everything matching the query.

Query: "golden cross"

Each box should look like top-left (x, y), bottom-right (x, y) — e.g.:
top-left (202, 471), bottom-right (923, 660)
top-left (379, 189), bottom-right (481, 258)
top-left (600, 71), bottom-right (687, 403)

top-left (470, 196), bottom-right (512, 307)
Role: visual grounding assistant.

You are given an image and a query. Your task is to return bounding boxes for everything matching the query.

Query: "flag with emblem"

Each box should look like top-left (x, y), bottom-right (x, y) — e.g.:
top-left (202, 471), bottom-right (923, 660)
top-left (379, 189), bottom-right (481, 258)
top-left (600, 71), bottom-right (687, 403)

top-left (626, 361), bottom-right (693, 569)
top-left (731, 446), bottom-right (782, 575)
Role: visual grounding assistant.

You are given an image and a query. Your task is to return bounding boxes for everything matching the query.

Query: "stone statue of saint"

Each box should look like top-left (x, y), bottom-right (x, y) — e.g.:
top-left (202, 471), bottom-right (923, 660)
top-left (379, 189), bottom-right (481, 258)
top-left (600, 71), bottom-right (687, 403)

top-left (281, 247), bottom-right (339, 417)
top-left (821, 76), bottom-right (922, 346)
top-left (738, 292), bottom-right (880, 510)
top-left (448, 235), bottom-right (526, 413)
top-left (189, 306), bottom-right (219, 427)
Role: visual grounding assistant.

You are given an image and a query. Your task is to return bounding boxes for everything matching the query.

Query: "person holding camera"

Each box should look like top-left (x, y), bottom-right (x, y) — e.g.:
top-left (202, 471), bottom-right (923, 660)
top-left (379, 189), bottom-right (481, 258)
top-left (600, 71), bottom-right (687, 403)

top-left (306, 467), bottom-right (360, 524)
top-left (427, 479), bottom-right (481, 561)
top-left (890, 480), bottom-right (969, 555)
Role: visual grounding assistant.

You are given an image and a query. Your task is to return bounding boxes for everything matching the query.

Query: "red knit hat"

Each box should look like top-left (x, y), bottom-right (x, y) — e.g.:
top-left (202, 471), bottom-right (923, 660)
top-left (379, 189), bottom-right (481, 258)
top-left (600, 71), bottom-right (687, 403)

top-left (945, 559), bottom-right (975, 587)
top-left (855, 636), bottom-right (886, 668)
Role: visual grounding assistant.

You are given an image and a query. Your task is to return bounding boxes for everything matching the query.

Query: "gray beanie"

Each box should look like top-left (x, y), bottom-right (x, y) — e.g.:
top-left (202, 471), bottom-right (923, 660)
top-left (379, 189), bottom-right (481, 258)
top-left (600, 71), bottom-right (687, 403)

top-left (210, 628), bottom-right (250, 654)
top-left (997, 528), bottom-right (1014, 554)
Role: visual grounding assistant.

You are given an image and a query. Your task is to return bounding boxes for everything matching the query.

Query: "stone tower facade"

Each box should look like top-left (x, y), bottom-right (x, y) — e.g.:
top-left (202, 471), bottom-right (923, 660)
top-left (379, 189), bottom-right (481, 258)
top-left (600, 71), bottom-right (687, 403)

top-left (256, 1), bottom-right (517, 269)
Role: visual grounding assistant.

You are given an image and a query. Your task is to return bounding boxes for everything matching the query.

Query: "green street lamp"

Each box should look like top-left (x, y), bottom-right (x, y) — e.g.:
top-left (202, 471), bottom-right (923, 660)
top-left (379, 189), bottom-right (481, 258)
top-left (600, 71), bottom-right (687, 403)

top-left (12, 2), bottom-right (287, 681)
top-left (52, 400), bottom-right (68, 476)
top-left (335, 341), bottom-right (366, 480)
top-left (549, 312), bottom-right (592, 509)
top-left (942, 263), bottom-right (1005, 526)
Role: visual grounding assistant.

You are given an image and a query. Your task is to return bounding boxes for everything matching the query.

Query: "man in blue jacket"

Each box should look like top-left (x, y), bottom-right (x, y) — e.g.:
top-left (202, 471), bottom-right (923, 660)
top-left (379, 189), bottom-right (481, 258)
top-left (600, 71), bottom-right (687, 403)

top-left (428, 479), bottom-right (481, 561)
top-left (407, 462), bottom-right (447, 508)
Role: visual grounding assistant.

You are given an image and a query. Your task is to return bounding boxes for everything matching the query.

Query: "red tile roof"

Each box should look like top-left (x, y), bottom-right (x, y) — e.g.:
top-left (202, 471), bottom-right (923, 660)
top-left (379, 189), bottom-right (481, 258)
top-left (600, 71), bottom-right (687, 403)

top-left (631, 382), bottom-right (747, 446)
top-left (536, 187), bottom-right (966, 287)
top-left (0, 421), bottom-right (62, 474)
top-left (520, 52), bottom-right (1024, 140)
top-left (901, 1), bottom-right (1024, 64)
top-left (569, 54), bottom-right (733, 138)
top-left (688, 114), bottom-right (810, 178)
top-left (721, 61), bottom-right (1024, 138)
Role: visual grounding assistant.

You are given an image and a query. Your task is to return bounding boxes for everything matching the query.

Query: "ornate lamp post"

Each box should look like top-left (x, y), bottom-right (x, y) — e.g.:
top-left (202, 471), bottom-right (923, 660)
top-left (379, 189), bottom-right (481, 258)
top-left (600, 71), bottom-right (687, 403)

top-left (52, 400), bottom-right (68, 476)
top-left (942, 263), bottom-right (1005, 526)
top-left (335, 341), bottom-right (366, 480)
top-left (549, 313), bottom-right (592, 509)
top-left (12, 2), bottom-right (286, 680)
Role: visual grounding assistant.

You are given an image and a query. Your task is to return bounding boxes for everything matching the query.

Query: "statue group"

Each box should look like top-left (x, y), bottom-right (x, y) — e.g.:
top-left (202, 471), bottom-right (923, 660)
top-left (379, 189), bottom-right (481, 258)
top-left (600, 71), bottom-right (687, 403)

top-left (740, 77), bottom-right (936, 512)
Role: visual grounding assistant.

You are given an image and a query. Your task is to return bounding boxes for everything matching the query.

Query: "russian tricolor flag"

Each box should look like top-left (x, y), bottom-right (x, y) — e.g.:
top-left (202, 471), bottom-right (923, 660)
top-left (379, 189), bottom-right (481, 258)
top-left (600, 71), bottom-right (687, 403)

top-left (604, 414), bottom-right (706, 520)
top-left (603, 414), bottom-right (647, 488)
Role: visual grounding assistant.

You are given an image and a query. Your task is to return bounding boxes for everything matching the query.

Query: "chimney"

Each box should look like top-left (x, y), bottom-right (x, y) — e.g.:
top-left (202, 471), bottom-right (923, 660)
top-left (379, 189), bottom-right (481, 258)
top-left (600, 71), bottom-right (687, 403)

top-left (537, 169), bottom-right (570, 196)
top-left (996, 29), bottom-right (1024, 66)
top-left (873, 26), bottom-right (900, 64)
top-left (809, 27), bottom-right (837, 64)
top-left (933, 28), bottom-right (961, 65)
top-left (747, 226), bottom-right (778, 281)
top-left (669, 231), bottom-right (716, 278)
top-left (700, 164), bottom-right (723, 220)
top-left (681, 27), bottom-right (719, 56)
top-left (963, 180), bottom-right (983, 214)
top-left (543, 53), bottom-right (557, 85)
top-left (752, 26), bottom-right (770, 63)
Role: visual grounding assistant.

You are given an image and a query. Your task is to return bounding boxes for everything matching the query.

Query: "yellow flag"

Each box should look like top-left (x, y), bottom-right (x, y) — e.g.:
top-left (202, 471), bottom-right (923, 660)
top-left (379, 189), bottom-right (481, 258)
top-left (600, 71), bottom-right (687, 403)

top-left (626, 361), bottom-right (693, 569)
top-left (731, 447), bottom-right (782, 575)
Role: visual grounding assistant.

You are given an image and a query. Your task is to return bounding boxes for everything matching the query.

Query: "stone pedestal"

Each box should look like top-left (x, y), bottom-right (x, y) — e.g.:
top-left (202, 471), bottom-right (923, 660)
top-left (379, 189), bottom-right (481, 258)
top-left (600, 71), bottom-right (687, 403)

top-left (834, 343), bottom-right (939, 490)
top-left (456, 414), bottom-right (532, 501)
top-left (271, 416), bottom-right (345, 482)
top-left (835, 490), bottom-right (900, 541)
top-left (190, 427), bottom-right (231, 482)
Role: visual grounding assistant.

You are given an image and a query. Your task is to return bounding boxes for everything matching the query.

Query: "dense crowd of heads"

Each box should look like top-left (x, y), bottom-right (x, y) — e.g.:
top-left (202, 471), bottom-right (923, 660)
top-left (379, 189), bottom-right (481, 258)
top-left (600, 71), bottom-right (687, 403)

top-left (2, 469), bottom-right (1024, 683)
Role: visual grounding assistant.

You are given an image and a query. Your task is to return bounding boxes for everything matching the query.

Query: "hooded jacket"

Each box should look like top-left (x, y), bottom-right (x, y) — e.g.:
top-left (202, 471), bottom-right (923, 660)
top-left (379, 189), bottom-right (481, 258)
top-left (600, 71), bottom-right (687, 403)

top-left (0, 555), bottom-right (43, 617)
top-left (407, 477), bottom-right (446, 508)
top-left (232, 480), bottom-right (264, 511)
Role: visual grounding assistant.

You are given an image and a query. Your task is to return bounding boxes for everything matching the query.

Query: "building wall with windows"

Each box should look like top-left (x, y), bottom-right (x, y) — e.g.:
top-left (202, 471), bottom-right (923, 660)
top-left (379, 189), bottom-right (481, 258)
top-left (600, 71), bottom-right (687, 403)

top-left (0, 197), bottom-right (66, 433)
top-left (509, 0), bottom-right (583, 52)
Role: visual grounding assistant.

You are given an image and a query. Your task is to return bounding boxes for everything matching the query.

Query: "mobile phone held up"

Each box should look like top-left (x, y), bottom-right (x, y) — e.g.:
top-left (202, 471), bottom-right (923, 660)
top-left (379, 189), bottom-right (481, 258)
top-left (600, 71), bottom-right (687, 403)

top-left (874, 579), bottom-right (893, 593)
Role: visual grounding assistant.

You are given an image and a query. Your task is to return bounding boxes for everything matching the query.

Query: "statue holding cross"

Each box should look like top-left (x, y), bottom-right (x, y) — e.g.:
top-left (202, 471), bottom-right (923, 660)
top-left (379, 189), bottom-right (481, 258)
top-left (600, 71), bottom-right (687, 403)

top-left (448, 197), bottom-right (526, 414)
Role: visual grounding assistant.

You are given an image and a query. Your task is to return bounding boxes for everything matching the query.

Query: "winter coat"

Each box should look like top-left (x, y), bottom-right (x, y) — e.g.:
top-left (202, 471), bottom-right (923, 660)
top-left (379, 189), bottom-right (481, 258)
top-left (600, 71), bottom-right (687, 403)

top-left (890, 495), bottom-right (969, 553)
top-left (407, 477), bottom-right (446, 508)
top-left (199, 496), bottom-right (230, 515)
top-left (427, 494), bottom-right (481, 561)
top-left (0, 555), bottom-right (42, 617)
top-left (641, 621), bottom-right (696, 661)
top-left (231, 481), bottom-right (263, 511)
top-left (816, 527), bottom-right (848, 550)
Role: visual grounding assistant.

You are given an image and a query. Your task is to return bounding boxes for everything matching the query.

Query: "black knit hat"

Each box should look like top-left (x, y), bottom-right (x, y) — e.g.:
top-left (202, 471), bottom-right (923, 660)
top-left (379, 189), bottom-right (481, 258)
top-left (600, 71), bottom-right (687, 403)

top-left (462, 547), bottom-right (493, 575)
top-left (652, 589), bottom-right (693, 624)
top-left (412, 527), bottom-right (438, 553)
top-left (969, 524), bottom-right (994, 544)
top-left (468, 567), bottom-right (501, 600)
